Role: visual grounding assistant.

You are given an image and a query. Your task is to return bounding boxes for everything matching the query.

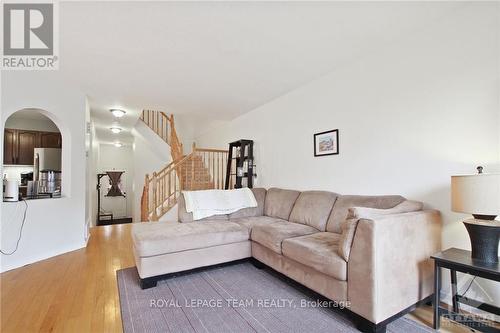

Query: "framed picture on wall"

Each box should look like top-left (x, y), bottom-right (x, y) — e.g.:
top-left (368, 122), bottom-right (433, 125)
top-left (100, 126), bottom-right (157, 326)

top-left (314, 129), bottom-right (339, 157)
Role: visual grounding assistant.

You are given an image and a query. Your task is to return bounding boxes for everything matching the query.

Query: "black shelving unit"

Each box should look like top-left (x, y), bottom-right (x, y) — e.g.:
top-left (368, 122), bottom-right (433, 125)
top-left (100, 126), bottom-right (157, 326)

top-left (225, 139), bottom-right (255, 189)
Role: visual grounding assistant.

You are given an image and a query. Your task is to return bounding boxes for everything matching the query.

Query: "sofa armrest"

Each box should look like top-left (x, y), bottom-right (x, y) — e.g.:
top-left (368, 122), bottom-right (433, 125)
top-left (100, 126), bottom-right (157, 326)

top-left (347, 210), bottom-right (442, 324)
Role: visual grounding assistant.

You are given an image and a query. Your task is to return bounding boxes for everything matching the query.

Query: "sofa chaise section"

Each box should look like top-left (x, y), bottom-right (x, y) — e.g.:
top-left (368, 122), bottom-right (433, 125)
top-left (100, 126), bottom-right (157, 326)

top-left (132, 221), bottom-right (251, 288)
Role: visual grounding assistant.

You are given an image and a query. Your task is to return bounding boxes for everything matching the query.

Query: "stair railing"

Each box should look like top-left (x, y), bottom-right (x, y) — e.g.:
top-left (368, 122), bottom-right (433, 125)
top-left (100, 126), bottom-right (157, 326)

top-left (140, 144), bottom-right (234, 221)
top-left (140, 110), bottom-right (184, 162)
top-left (139, 109), bottom-right (236, 221)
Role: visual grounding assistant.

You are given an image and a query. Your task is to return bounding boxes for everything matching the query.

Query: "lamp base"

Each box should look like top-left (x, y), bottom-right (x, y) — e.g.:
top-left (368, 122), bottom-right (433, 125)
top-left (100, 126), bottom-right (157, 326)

top-left (463, 219), bottom-right (500, 263)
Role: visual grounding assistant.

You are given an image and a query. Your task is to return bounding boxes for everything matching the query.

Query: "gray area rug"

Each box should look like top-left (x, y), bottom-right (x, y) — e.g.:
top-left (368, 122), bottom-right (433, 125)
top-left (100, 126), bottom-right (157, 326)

top-left (117, 262), bottom-right (434, 333)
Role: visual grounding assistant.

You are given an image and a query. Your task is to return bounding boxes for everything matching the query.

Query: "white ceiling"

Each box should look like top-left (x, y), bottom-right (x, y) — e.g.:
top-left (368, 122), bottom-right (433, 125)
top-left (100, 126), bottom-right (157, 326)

top-left (57, 1), bottom-right (464, 143)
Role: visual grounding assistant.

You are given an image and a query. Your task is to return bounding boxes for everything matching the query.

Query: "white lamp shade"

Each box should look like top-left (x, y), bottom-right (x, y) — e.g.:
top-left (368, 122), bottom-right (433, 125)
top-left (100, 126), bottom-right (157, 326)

top-left (451, 173), bottom-right (500, 215)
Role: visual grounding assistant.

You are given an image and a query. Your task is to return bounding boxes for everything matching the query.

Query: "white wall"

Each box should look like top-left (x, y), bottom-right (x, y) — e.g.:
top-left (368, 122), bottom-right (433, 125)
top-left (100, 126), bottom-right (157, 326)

top-left (89, 121), bottom-right (99, 226)
top-left (84, 98), bottom-right (92, 240)
top-left (132, 121), bottom-right (172, 222)
top-left (96, 143), bottom-right (134, 220)
top-left (196, 4), bottom-right (500, 315)
top-left (5, 113), bottom-right (60, 132)
top-left (1, 71), bottom-right (87, 272)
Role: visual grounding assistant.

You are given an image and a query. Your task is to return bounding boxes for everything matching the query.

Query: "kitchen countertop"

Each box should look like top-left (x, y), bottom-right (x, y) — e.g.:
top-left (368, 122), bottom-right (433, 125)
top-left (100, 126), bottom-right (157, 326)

top-left (23, 193), bottom-right (61, 200)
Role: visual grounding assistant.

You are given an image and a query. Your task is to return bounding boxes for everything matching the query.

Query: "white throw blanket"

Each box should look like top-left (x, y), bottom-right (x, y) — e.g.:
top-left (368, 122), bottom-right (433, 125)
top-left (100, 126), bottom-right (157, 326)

top-left (183, 188), bottom-right (258, 220)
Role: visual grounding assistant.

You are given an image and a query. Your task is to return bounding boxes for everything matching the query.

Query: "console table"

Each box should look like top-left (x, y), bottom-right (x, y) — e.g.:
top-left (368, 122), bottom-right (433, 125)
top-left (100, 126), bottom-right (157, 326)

top-left (431, 248), bottom-right (499, 333)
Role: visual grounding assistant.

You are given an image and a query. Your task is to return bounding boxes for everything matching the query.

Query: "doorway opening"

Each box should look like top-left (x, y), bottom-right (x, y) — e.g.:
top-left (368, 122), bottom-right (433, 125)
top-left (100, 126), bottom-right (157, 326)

top-left (3, 108), bottom-right (62, 200)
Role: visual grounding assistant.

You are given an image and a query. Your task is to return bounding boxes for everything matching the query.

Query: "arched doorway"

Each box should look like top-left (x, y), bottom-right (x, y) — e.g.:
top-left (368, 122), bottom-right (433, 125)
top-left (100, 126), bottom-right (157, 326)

top-left (3, 108), bottom-right (63, 200)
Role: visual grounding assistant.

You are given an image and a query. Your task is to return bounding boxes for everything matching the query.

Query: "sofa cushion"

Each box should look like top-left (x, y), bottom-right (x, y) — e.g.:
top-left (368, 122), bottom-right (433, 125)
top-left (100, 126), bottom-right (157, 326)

top-left (337, 200), bottom-right (424, 261)
top-left (230, 216), bottom-right (285, 236)
top-left (177, 193), bottom-right (229, 222)
top-left (229, 188), bottom-right (267, 219)
top-left (326, 195), bottom-right (405, 233)
top-left (264, 188), bottom-right (301, 220)
top-left (251, 221), bottom-right (318, 254)
top-left (282, 232), bottom-right (347, 281)
top-left (289, 191), bottom-right (338, 231)
top-left (347, 200), bottom-right (424, 219)
top-left (132, 221), bottom-right (248, 257)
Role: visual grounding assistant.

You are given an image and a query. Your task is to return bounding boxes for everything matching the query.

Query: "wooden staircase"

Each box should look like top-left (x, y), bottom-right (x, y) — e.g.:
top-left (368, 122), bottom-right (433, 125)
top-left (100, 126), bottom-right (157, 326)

top-left (139, 110), bottom-right (234, 221)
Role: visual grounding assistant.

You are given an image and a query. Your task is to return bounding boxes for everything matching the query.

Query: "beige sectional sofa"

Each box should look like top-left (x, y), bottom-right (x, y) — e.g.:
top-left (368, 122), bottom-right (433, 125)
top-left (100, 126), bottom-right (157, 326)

top-left (132, 188), bottom-right (442, 333)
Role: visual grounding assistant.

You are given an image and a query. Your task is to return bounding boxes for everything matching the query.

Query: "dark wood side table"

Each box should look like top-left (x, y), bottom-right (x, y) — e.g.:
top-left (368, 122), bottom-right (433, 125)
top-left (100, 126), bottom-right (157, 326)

top-left (431, 248), bottom-right (500, 333)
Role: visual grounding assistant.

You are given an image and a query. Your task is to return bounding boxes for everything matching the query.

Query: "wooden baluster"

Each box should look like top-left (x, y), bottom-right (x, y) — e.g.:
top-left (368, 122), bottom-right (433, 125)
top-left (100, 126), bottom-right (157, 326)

top-left (168, 171), bottom-right (171, 208)
top-left (211, 152), bottom-right (214, 188)
top-left (161, 114), bottom-right (164, 140)
top-left (215, 153), bottom-right (218, 189)
top-left (141, 174), bottom-right (149, 221)
top-left (162, 115), bottom-right (168, 142)
top-left (202, 152), bottom-right (206, 188)
top-left (156, 112), bottom-right (159, 135)
top-left (161, 175), bottom-right (164, 212)
top-left (167, 117), bottom-right (171, 145)
top-left (191, 155), bottom-right (194, 190)
top-left (152, 172), bottom-right (158, 221)
top-left (216, 152), bottom-right (220, 189)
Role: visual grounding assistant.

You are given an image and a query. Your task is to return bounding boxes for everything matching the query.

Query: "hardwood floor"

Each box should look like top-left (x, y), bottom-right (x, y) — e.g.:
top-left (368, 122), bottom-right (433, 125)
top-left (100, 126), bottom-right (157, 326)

top-left (0, 224), bottom-right (477, 333)
top-left (1, 224), bottom-right (134, 333)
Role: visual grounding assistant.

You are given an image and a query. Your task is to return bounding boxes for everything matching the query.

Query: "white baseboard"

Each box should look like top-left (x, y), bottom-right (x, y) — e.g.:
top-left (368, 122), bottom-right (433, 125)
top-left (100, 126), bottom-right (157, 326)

top-left (0, 241), bottom-right (87, 273)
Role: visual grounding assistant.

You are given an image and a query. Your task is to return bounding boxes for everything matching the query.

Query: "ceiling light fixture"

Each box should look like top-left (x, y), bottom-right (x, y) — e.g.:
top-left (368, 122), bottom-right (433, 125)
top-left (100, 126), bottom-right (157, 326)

top-left (114, 142), bottom-right (123, 148)
top-left (110, 127), bottom-right (122, 134)
top-left (110, 109), bottom-right (126, 118)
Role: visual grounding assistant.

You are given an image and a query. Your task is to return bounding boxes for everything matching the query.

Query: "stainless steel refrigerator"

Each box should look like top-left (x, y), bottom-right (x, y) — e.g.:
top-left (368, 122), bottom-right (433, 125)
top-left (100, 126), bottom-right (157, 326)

top-left (31, 148), bottom-right (62, 196)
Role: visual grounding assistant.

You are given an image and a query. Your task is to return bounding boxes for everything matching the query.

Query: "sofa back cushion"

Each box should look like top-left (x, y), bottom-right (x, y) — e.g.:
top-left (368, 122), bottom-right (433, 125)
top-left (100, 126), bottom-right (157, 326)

top-left (326, 194), bottom-right (405, 233)
top-left (177, 193), bottom-right (229, 222)
top-left (264, 188), bottom-right (301, 220)
top-left (229, 188), bottom-right (267, 219)
top-left (289, 191), bottom-right (339, 231)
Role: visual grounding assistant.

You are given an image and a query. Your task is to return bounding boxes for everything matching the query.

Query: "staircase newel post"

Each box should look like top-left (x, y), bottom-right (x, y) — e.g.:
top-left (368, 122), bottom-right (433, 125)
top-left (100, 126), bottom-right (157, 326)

top-left (152, 172), bottom-right (159, 221)
top-left (141, 174), bottom-right (150, 222)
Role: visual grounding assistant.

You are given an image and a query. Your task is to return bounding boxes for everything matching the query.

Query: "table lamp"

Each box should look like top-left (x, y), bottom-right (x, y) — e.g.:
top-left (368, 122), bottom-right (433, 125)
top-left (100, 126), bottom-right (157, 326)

top-left (451, 166), bottom-right (500, 263)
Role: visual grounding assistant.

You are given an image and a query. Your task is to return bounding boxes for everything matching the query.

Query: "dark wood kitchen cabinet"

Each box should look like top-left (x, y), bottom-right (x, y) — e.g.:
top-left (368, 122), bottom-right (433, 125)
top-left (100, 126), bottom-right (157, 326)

top-left (39, 132), bottom-right (62, 148)
top-left (17, 130), bottom-right (39, 165)
top-left (3, 129), bottom-right (62, 165)
top-left (3, 128), bottom-right (16, 165)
